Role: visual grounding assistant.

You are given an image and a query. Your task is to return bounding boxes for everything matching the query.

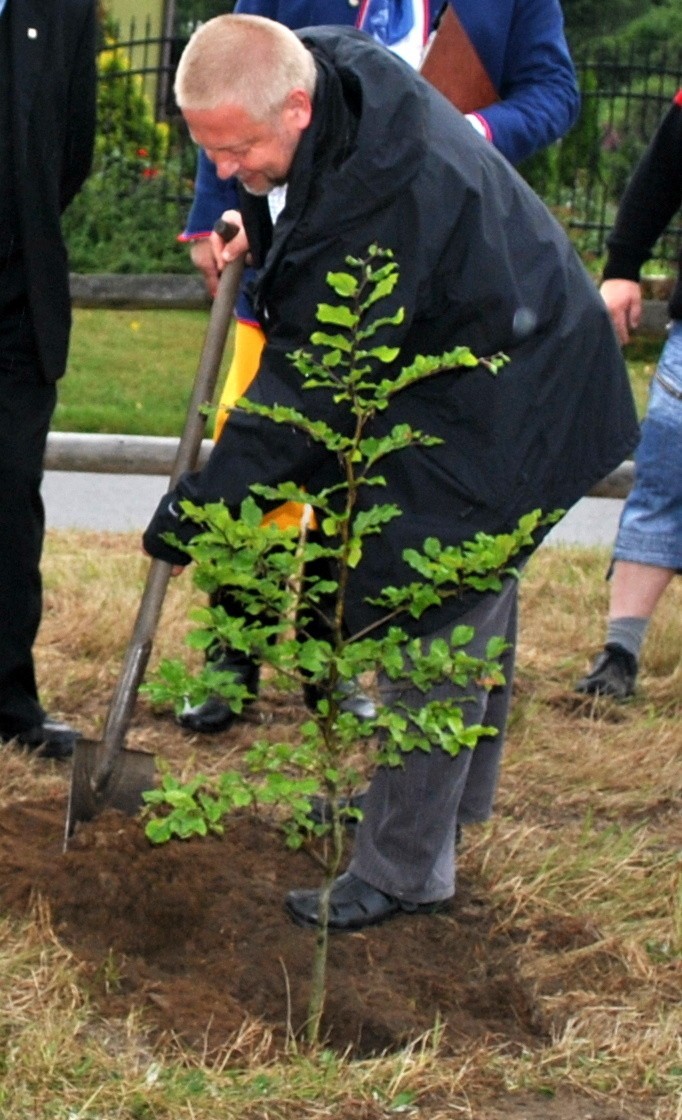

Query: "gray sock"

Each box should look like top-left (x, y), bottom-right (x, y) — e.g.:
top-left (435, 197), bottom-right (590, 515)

top-left (606, 617), bottom-right (648, 661)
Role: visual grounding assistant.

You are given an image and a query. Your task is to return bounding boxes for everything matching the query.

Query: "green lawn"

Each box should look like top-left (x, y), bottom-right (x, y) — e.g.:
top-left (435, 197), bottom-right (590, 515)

top-left (55, 308), bottom-right (234, 436)
top-left (55, 308), bottom-right (659, 436)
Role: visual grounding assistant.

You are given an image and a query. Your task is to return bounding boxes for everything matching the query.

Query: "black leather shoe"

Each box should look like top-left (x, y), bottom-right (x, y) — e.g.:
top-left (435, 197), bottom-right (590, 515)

top-left (178, 656), bottom-right (260, 734)
top-left (285, 871), bottom-right (451, 931)
top-left (178, 695), bottom-right (239, 734)
top-left (7, 718), bottom-right (80, 760)
top-left (303, 678), bottom-right (377, 720)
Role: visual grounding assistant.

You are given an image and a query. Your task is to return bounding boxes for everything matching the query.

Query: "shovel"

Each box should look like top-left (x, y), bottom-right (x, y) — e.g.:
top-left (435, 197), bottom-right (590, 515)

top-left (65, 243), bottom-right (244, 845)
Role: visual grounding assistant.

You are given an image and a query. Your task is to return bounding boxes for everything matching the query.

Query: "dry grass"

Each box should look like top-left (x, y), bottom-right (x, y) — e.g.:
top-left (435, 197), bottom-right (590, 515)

top-left (0, 531), bottom-right (680, 1119)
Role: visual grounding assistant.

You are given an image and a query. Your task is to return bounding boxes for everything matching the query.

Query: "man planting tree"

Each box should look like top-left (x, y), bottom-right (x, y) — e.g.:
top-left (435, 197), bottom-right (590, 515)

top-left (176, 0), bottom-right (579, 737)
top-left (144, 14), bottom-right (637, 931)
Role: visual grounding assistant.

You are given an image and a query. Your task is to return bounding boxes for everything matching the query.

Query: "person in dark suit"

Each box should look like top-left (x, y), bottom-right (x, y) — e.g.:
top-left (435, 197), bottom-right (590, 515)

top-left (0, 0), bottom-right (97, 757)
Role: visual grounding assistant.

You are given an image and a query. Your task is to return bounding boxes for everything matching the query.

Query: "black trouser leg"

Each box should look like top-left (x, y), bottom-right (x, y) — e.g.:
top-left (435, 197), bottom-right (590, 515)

top-left (0, 350), bottom-right (56, 736)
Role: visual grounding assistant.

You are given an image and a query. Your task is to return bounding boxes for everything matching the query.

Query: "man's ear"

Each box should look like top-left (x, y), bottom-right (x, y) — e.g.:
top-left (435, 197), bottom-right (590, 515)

top-left (283, 88), bottom-right (313, 130)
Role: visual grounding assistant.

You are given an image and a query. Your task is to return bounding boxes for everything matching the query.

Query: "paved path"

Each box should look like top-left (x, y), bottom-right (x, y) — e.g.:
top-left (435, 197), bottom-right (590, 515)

top-left (42, 470), bottom-right (623, 547)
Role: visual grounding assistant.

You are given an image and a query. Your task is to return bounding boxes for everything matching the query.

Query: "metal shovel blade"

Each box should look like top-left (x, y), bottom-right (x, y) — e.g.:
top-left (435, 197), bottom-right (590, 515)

top-left (65, 738), bottom-right (156, 839)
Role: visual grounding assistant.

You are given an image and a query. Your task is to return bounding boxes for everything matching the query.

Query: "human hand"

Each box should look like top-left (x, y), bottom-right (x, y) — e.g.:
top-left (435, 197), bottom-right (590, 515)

top-left (210, 209), bottom-right (249, 271)
top-left (599, 278), bottom-right (642, 346)
top-left (189, 239), bottom-right (220, 298)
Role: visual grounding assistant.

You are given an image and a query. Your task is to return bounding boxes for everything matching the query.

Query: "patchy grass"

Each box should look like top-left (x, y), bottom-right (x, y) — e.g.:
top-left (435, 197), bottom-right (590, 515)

top-left (1, 534), bottom-right (680, 1119)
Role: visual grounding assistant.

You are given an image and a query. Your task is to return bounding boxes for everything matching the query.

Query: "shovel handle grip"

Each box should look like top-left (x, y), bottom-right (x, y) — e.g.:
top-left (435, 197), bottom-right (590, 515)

top-left (213, 218), bottom-right (240, 241)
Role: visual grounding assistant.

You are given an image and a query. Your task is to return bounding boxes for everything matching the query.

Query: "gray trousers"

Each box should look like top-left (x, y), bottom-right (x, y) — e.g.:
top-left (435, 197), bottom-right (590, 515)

top-left (348, 577), bottom-right (518, 904)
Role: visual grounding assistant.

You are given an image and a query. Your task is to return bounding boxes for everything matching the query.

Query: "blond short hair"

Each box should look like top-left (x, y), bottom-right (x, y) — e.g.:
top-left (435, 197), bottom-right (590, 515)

top-left (174, 14), bottom-right (317, 121)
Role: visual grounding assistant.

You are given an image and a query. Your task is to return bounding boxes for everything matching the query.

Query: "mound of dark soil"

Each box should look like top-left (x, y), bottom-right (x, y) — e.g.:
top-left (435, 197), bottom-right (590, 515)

top-left (0, 796), bottom-right (542, 1060)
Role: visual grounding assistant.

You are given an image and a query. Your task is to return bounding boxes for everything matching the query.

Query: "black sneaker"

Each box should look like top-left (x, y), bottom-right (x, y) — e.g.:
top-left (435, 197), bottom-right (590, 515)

top-left (575, 643), bottom-right (637, 700)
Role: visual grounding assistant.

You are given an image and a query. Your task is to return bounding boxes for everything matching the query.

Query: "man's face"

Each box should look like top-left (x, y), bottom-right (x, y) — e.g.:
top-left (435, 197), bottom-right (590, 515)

top-left (184, 93), bottom-right (311, 196)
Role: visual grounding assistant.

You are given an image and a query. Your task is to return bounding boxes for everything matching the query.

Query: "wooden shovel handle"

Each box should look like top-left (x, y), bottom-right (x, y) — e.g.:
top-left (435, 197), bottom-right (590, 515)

top-left (96, 255), bottom-right (245, 783)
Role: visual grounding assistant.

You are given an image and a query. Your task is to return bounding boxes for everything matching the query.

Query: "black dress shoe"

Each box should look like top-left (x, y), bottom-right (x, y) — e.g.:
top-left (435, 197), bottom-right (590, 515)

top-left (7, 718), bottom-right (80, 760)
top-left (303, 678), bottom-right (377, 719)
top-left (178, 694), bottom-right (241, 734)
top-left (285, 871), bottom-right (451, 932)
top-left (178, 656), bottom-right (260, 734)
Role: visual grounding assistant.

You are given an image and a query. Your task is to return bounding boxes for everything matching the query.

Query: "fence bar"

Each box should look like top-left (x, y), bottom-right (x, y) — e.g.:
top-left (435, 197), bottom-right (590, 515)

top-left (44, 432), bottom-right (634, 498)
top-left (44, 432), bottom-right (211, 476)
top-left (69, 273), bottom-right (209, 310)
top-left (68, 274), bottom-right (673, 331)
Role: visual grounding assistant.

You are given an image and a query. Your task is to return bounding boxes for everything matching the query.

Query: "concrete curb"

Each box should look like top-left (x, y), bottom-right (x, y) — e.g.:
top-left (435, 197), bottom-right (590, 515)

top-left (45, 431), bottom-right (212, 474)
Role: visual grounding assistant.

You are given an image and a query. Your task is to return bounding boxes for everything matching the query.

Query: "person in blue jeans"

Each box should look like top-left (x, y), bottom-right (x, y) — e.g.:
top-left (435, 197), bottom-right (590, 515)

top-left (178, 0), bottom-right (580, 735)
top-left (576, 89), bottom-right (682, 700)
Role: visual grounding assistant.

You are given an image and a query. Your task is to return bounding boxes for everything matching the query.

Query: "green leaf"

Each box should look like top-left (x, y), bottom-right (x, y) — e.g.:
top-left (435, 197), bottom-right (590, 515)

top-left (310, 330), bottom-right (353, 351)
top-left (325, 272), bottom-right (358, 297)
top-left (346, 540), bottom-right (363, 568)
top-left (145, 818), bottom-right (173, 845)
top-left (366, 345), bottom-right (400, 363)
top-left (314, 303), bottom-right (358, 328)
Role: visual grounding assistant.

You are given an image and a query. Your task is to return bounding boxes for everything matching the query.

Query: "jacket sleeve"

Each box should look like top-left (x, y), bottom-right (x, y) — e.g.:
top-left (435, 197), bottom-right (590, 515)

top-left (142, 335), bottom-right (346, 565)
top-left (60, 0), bottom-right (97, 211)
top-left (465, 0), bottom-right (579, 165)
top-left (603, 91), bottom-right (682, 282)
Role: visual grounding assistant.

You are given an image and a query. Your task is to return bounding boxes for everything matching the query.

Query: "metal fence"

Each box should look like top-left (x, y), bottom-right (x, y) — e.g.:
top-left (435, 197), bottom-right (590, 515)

top-left (100, 24), bottom-right (682, 265)
top-left (542, 45), bottom-right (682, 263)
